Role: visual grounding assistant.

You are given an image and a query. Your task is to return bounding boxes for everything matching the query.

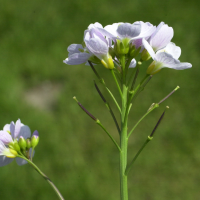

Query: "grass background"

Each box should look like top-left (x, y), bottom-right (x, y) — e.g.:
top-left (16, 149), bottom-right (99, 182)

top-left (0, 0), bottom-right (199, 199)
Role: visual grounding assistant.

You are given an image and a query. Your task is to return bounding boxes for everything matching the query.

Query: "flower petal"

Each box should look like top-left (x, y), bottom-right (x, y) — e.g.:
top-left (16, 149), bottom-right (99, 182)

top-left (0, 131), bottom-right (13, 144)
top-left (63, 52), bottom-right (91, 65)
top-left (0, 156), bottom-right (13, 167)
top-left (15, 157), bottom-right (28, 166)
top-left (18, 125), bottom-right (31, 139)
top-left (67, 44), bottom-right (84, 56)
top-left (142, 38), bottom-right (156, 59)
top-left (3, 124), bottom-right (10, 132)
top-left (150, 22), bottom-right (174, 51)
top-left (85, 38), bottom-right (108, 60)
top-left (117, 23), bottom-right (141, 39)
top-left (137, 21), bottom-right (156, 38)
top-left (14, 119), bottom-right (21, 138)
top-left (10, 121), bottom-right (15, 138)
top-left (155, 52), bottom-right (192, 70)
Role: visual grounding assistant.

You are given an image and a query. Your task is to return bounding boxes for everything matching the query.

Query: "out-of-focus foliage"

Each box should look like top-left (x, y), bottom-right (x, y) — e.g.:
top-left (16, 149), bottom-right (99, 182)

top-left (0, 0), bottom-right (199, 199)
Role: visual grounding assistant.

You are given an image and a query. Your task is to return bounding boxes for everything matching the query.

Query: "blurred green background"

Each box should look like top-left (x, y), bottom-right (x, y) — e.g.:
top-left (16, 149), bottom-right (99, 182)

top-left (0, 0), bottom-right (199, 199)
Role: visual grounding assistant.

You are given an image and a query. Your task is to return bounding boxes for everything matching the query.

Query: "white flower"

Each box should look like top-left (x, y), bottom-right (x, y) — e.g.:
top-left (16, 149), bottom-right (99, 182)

top-left (146, 42), bottom-right (192, 74)
top-left (0, 119), bottom-right (34, 166)
top-left (0, 140), bottom-right (18, 167)
top-left (143, 22), bottom-right (174, 55)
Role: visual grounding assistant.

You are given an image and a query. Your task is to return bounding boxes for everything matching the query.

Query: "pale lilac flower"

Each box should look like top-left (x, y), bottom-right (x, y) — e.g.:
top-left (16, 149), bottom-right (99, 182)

top-left (143, 22), bottom-right (173, 54)
top-left (98, 22), bottom-right (141, 43)
top-left (0, 119), bottom-right (34, 166)
top-left (84, 28), bottom-right (114, 69)
top-left (146, 42), bottom-right (192, 74)
top-left (131, 21), bottom-right (156, 50)
top-left (63, 44), bottom-right (92, 65)
top-left (0, 141), bottom-right (18, 167)
top-left (64, 22), bottom-right (108, 66)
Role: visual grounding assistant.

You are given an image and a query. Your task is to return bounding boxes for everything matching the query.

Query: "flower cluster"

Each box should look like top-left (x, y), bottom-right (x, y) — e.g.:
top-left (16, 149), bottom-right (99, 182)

top-left (0, 119), bottom-right (39, 166)
top-left (63, 21), bottom-right (192, 74)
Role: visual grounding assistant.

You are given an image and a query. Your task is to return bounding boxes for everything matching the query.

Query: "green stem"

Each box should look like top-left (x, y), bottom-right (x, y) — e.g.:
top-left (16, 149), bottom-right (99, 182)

top-left (119, 55), bottom-right (128, 200)
top-left (128, 103), bottom-right (159, 138)
top-left (88, 60), bottom-right (121, 113)
top-left (105, 86), bottom-right (121, 113)
top-left (96, 120), bottom-right (121, 152)
top-left (111, 69), bottom-right (123, 98)
top-left (17, 154), bottom-right (65, 200)
top-left (94, 81), bottom-right (121, 135)
top-left (125, 136), bottom-right (152, 175)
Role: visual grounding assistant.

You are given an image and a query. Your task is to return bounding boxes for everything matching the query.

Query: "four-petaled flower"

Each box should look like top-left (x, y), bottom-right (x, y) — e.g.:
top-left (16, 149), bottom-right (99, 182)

top-left (0, 119), bottom-right (36, 166)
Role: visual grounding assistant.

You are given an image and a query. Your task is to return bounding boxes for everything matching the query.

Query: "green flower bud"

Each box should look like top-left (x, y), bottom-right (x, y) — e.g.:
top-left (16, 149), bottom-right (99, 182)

top-left (146, 61), bottom-right (162, 75)
top-left (115, 39), bottom-right (130, 55)
top-left (31, 130), bottom-right (39, 148)
top-left (13, 141), bottom-right (21, 152)
top-left (26, 138), bottom-right (32, 149)
top-left (18, 136), bottom-right (27, 150)
top-left (141, 49), bottom-right (151, 61)
top-left (101, 55), bottom-right (114, 69)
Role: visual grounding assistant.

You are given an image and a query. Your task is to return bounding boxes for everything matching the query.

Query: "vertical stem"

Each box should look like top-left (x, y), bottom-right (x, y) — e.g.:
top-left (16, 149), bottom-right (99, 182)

top-left (120, 55), bottom-right (128, 200)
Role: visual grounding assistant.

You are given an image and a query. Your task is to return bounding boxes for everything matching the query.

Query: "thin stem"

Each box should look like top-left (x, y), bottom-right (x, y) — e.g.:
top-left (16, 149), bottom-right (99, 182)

top-left (94, 81), bottom-right (121, 135)
top-left (73, 97), bottom-right (121, 151)
top-left (128, 103), bottom-right (159, 138)
top-left (158, 86), bottom-right (180, 104)
top-left (105, 86), bottom-right (121, 113)
top-left (88, 61), bottom-right (121, 112)
top-left (96, 120), bottom-right (121, 152)
top-left (17, 155), bottom-right (64, 200)
top-left (126, 106), bottom-right (169, 175)
top-left (110, 69), bottom-right (123, 98)
top-left (125, 137), bottom-right (152, 175)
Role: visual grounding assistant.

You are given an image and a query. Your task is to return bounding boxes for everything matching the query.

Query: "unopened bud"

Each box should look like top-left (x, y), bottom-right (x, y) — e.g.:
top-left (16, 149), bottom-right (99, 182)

top-left (141, 49), bottom-right (151, 61)
top-left (13, 141), bottom-right (21, 152)
top-left (18, 136), bottom-right (27, 150)
top-left (31, 130), bottom-right (39, 148)
top-left (26, 138), bottom-right (32, 149)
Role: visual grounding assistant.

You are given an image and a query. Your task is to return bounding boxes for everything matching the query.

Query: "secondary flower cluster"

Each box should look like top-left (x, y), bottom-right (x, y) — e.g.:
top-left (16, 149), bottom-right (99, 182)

top-left (63, 21), bottom-right (192, 74)
top-left (0, 119), bottom-right (39, 166)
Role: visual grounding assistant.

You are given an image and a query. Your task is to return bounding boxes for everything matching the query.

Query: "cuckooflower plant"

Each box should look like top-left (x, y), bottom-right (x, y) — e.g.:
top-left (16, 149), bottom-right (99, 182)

top-left (0, 119), bottom-right (64, 200)
top-left (64, 21), bottom-right (192, 200)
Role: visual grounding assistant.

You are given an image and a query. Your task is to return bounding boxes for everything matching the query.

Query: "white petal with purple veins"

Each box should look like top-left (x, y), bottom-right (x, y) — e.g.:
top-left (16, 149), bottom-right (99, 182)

top-left (157, 42), bottom-right (181, 59)
top-left (150, 22), bottom-right (174, 51)
top-left (19, 125), bottom-right (31, 139)
top-left (117, 23), bottom-right (141, 39)
top-left (0, 131), bottom-right (13, 144)
top-left (67, 44), bottom-right (84, 55)
top-left (155, 52), bottom-right (192, 70)
top-left (85, 38), bottom-right (108, 60)
top-left (142, 38), bottom-right (156, 59)
top-left (63, 52), bottom-right (91, 65)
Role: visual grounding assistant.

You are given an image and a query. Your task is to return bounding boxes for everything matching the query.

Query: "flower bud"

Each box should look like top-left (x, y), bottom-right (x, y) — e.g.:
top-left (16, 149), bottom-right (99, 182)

top-left (26, 138), bottom-right (32, 149)
top-left (101, 55), bottom-right (114, 69)
top-left (31, 130), bottom-right (39, 148)
top-left (141, 49), bottom-right (151, 61)
top-left (146, 61), bottom-right (162, 75)
top-left (7, 149), bottom-right (18, 158)
top-left (18, 136), bottom-right (27, 150)
top-left (13, 141), bottom-right (21, 152)
top-left (115, 39), bottom-right (129, 55)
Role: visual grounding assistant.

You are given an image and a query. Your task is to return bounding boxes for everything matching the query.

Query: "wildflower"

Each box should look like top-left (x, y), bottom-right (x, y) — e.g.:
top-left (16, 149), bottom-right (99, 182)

top-left (145, 42), bottom-right (192, 74)
top-left (0, 119), bottom-right (36, 166)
